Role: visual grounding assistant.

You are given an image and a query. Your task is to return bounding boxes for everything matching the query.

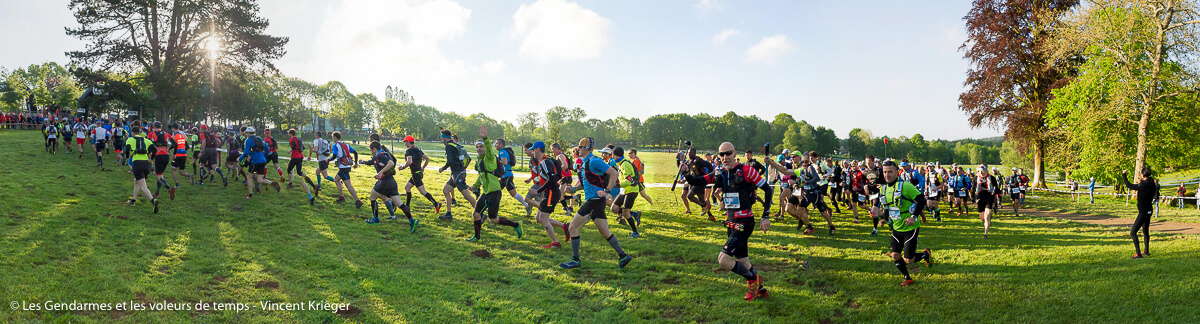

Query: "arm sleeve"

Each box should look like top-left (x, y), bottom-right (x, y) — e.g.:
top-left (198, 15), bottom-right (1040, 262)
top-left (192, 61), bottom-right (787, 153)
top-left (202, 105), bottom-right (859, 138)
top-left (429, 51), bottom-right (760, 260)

top-left (911, 193), bottom-right (927, 217)
top-left (1122, 174), bottom-right (1139, 190)
top-left (443, 145), bottom-right (455, 169)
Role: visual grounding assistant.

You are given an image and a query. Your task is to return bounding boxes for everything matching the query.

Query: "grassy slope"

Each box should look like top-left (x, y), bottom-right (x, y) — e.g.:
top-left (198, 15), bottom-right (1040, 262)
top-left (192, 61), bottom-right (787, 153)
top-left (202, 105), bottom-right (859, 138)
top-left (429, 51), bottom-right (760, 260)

top-left (1, 130), bottom-right (1198, 323)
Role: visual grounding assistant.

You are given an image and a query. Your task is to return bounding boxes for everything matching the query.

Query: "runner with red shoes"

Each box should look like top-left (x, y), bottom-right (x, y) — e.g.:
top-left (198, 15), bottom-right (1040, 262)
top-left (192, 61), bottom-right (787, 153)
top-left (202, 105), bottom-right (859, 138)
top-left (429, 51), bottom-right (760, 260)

top-left (878, 160), bottom-right (934, 287)
top-left (679, 142), bottom-right (774, 301)
top-left (527, 141), bottom-right (572, 248)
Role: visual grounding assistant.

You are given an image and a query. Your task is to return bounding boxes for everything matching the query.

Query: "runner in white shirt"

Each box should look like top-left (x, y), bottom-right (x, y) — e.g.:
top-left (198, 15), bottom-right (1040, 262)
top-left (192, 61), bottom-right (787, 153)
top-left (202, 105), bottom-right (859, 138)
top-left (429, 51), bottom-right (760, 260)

top-left (308, 131), bottom-right (335, 191)
top-left (91, 122), bottom-right (110, 169)
top-left (74, 121), bottom-right (89, 158)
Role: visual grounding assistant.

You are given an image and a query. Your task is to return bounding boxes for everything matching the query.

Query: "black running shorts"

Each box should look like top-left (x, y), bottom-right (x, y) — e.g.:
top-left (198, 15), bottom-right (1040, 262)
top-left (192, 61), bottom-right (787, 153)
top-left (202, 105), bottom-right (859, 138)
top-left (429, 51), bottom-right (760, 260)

top-left (890, 228), bottom-right (920, 260)
top-left (613, 193), bottom-right (638, 211)
top-left (154, 155), bottom-right (170, 174)
top-left (407, 171), bottom-right (425, 188)
top-left (132, 160), bottom-right (151, 181)
top-left (373, 177), bottom-right (400, 197)
top-left (172, 156), bottom-right (187, 169)
top-left (500, 176), bottom-right (516, 191)
top-left (539, 189), bottom-right (562, 214)
top-left (447, 171), bottom-right (469, 191)
top-left (287, 158), bottom-right (304, 174)
top-left (577, 198), bottom-right (607, 220)
top-left (721, 214), bottom-right (756, 259)
top-left (252, 162), bottom-right (267, 175)
top-left (474, 191), bottom-right (502, 219)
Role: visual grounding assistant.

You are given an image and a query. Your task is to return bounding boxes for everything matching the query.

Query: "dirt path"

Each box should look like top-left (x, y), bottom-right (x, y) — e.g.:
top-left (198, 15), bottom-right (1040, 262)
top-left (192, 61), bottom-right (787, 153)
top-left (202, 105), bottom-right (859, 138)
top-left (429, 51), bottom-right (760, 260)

top-left (1022, 208), bottom-right (1200, 235)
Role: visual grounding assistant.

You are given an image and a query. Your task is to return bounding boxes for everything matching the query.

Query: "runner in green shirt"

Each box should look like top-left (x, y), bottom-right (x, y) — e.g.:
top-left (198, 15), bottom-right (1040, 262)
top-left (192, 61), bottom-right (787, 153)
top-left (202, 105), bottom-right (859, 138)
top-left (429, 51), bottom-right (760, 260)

top-left (467, 125), bottom-right (522, 242)
top-left (124, 127), bottom-right (158, 213)
top-left (879, 160), bottom-right (933, 287)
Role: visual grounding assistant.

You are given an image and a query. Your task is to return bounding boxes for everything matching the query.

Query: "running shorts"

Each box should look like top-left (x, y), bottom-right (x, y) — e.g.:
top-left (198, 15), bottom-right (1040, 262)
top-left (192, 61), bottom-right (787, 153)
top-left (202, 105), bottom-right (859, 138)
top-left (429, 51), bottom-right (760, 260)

top-left (318, 160), bottom-right (330, 171)
top-left (407, 171), bottom-right (425, 188)
top-left (447, 171), bottom-right (469, 191)
top-left (154, 155), bottom-right (170, 174)
top-left (76, 138), bottom-right (85, 145)
top-left (336, 167), bottom-right (351, 180)
top-left (890, 228), bottom-right (920, 260)
top-left (799, 193), bottom-right (830, 213)
top-left (500, 176), bottom-right (516, 191)
top-left (373, 177), bottom-right (400, 197)
top-left (172, 156), bottom-right (187, 169)
top-left (94, 140), bottom-right (107, 152)
top-left (266, 152), bottom-right (278, 165)
top-left (976, 193), bottom-right (994, 212)
top-left (474, 191), bottom-right (502, 219)
top-left (132, 160), bottom-right (151, 181)
top-left (577, 198), bottom-right (607, 220)
top-left (252, 162), bottom-right (267, 175)
top-left (721, 212), bottom-right (756, 259)
top-left (539, 189), bottom-right (562, 214)
top-left (287, 158), bottom-right (304, 174)
top-left (613, 193), bottom-right (638, 211)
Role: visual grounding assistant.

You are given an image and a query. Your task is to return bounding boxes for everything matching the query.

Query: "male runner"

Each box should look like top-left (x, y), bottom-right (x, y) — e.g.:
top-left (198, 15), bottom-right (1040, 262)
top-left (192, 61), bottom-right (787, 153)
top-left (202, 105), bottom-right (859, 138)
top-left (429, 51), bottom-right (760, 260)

top-left (680, 148), bottom-right (715, 220)
top-left (197, 125), bottom-right (228, 186)
top-left (559, 137), bottom-right (633, 270)
top-left (680, 142), bottom-right (773, 301)
top-left (765, 153), bottom-right (834, 235)
top-left (495, 138), bottom-right (532, 216)
top-left (125, 126), bottom-right (159, 213)
top-left (398, 135), bottom-right (442, 213)
top-left (167, 124), bottom-right (195, 195)
top-left (224, 131), bottom-right (244, 182)
top-left (466, 126), bottom-right (522, 241)
top-left (44, 122), bottom-right (59, 154)
top-left (438, 128), bottom-right (477, 220)
top-left (73, 119), bottom-right (88, 158)
top-left (609, 147), bottom-right (643, 238)
top-left (90, 121), bottom-right (110, 169)
top-left (111, 121), bottom-right (127, 165)
top-left (975, 165), bottom-right (999, 238)
top-left (528, 141), bottom-right (572, 248)
top-left (362, 141), bottom-right (419, 231)
top-left (239, 127), bottom-right (281, 199)
top-left (147, 122), bottom-right (174, 199)
top-left (309, 131), bottom-right (334, 189)
top-left (329, 131), bottom-right (363, 208)
top-left (1007, 168), bottom-right (1023, 215)
top-left (629, 149), bottom-right (654, 205)
top-left (286, 129), bottom-right (317, 204)
top-left (263, 129), bottom-right (284, 180)
top-left (551, 143), bottom-right (577, 214)
top-left (878, 161), bottom-right (933, 287)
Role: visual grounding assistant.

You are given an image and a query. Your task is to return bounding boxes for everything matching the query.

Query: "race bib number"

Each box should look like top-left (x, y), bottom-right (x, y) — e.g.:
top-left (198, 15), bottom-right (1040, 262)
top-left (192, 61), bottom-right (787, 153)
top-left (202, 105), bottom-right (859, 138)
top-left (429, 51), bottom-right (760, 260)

top-left (723, 192), bottom-right (741, 210)
top-left (888, 207), bottom-right (901, 220)
top-left (957, 191), bottom-right (967, 197)
top-left (869, 194), bottom-right (879, 201)
top-left (1011, 188), bottom-right (1021, 194)
top-left (929, 191), bottom-right (938, 198)
top-left (831, 183), bottom-right (838, 189)
top-left (803, 185), bottom-right (813, 190)
top-left (858, 195), bottom-right (866, 203)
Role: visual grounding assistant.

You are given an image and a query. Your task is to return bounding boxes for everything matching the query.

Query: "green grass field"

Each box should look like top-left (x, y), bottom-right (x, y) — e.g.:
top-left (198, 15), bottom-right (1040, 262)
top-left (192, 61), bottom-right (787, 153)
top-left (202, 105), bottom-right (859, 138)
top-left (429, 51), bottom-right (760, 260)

top-left (2, 130), bottom-right (1199, 323)
top-left (1027, 190), bottom-right (1200, 224)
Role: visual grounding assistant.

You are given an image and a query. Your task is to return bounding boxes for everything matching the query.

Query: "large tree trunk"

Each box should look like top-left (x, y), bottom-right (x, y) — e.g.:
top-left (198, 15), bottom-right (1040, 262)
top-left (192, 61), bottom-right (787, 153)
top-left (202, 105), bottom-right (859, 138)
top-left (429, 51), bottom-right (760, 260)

top-left (1033, 137), bottom-right (1046, 188)
top-left (1135, 102), bottom-right (1151, 175)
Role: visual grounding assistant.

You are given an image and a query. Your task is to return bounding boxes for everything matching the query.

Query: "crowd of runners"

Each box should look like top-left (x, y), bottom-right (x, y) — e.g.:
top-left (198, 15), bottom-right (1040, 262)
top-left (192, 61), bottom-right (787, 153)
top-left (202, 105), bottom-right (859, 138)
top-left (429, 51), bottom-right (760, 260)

top-left (5, 112), bottom-right (1175, 301)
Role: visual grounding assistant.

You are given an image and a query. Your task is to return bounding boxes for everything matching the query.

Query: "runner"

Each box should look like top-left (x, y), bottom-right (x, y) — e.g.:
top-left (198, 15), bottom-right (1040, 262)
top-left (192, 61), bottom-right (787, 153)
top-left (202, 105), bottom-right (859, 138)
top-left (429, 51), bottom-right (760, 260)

top-left (167, 124), bottom-right (195, 195)
top-left (465, 126), bottom-right (522, 241)
top-left (559, 137), bottom-right (633, 270)
top-left (495, 138), bottom-right (533, 216)
top-left (224, 130), bottom-right (244, 182)
top-left (198, 125), bottom-right (228, 186)
top-left (146, 122), bottom-right (174, 199)
top-left (1017, 168), bottom-right (1030, 205)
top-left (90, 120), bottom-right (110, 170)
top-left (124, 126), bottom-right (158, 213)
top-left (309, 131), bottom-right (334, 190)
top-left (628, 149), bottom-right (654, 206)
top-left (263, 129), bottom-right (285, 180)
top-left (525, 142), bottom-right (572, 248)
top-left (878, 160), bottom-right (934, 287)
top-left (394, 135), bottom-right (442, 213)
top-left (329, 131), bottom-right (363, 208)
top-left (765, 152), bottom-right (834, 235)
top-left (925, 164), bottom-right (945, 221)
top-left (609, 147), bottom-right (643, 238)
top-left (73, 119), bottom-right (87, 157)
top-left (1121, 168), bottom-right (1158, 258)
top-left (861, 156), bottom-right (886, 236)
top-left (239, 127), bottom-right (281, 199)
top-left (679, 148), bottom-right (715, 220)
top-left (286, 129), bottom-right (317, 205)
top-left (188, 127), bottom-right (201, 176)
top-left (437, 128), bottom-right (477, 221)
top-left (774, 149), bottom-right (795, 218)
top-left (680, 142), bottom-right (773, 301)
top-left (362, 141), bottom-right (419, 232)
top-left (551, 143), bottom-right (576, 214)
top-left (1007, 168), bottom-right (1023, 215)
top-left (112, 121), bottom-right (127, 166)
top-left (975, 165), bottom-right (999, 239)
top-left (44, 121), bottom-right (58, 154)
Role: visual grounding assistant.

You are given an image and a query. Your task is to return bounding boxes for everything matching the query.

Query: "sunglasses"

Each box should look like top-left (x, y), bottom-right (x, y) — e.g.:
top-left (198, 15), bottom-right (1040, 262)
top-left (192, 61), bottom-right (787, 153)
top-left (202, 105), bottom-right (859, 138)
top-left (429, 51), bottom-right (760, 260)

top-left (718, 150), bottom-right (735, 157)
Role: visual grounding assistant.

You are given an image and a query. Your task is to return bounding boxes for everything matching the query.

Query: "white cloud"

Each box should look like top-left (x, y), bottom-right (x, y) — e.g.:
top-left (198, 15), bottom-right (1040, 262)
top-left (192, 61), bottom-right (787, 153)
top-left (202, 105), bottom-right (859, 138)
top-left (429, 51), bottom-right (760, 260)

top-left (712, 28), bottom-right (740, 45)
top-left (745, 34), bottom-right (796, 64)
top-left (483, 60), bottom-right (506, 74)
top-left (694, 0), bottom-right (723, 13)
top-left (511, 0), bottom-right (611, 61)
top-left (305, 0), bottom-right (472, 88)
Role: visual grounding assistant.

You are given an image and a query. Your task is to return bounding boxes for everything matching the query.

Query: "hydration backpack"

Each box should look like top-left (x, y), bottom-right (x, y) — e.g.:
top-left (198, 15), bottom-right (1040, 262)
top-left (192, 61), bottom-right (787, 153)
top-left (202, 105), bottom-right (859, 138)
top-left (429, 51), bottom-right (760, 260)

top-left (132, 137), bottom-right (148, 155)
top-left (249, 136), bottom-right (266, 153)
top-left (503, 147), bottom-right (516, 167)
top-left (582, 155), bottom-right (610, 189)
top-left (449, 142), bottom-right (471, 168)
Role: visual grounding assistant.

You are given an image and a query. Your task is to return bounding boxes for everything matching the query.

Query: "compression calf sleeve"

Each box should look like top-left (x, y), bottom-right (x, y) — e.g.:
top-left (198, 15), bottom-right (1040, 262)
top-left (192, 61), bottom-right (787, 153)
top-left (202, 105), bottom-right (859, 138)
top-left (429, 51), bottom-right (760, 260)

top-left (627, 218), bottom-right (638, 232)
top-left (497, 218), bottom-right (519, 228)
top-left (605, 234), bottom-right (627, 258)
top-left (473, 219), bottom-right (483, 238)
top-left (384, 200), bottom-right (395, 216)
top-left (732, 262), bottom-right (756, 281)
top-left (424, 193), bottom-right (438, 205)
top-left (895, 259), bottom-right (911, 280)
top-left (400, 203), bottom-right (413, 219)
top-left (371, 200), bottom-right (379, 219)
top-left (406, 192), bottom-right (413, 207)
top-left (571, 237), bottom-right (581, 261)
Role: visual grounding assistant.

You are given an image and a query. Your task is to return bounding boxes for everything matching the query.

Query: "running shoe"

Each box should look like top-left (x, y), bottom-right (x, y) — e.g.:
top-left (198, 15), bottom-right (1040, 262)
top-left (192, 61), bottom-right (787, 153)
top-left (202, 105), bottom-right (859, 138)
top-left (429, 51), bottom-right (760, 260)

top-left (409, 219), bottom-right (419, 233)
top-left (525, 204), bottom-right (533, 218)
top-left (168, 187), bottom-right (175, 201)
top-left (618, 218), bottom-right (627, 225)
top-left (272, 182), bottom-right (281, 192)
top-left (439, 212), bottom-right (453, 221)
top-left (559, 260), bottom-right (581, 269)
top-left (151, 198), bottom-right (159, 214)
top-left (708, 213), bottom-right (717, 222)
top-left (754, 274), bottom-right (768, 299)
top-left (389, 214), bottom-right (397, 220)
top-left (286, 182), bottom-right (294, 189)
top-left (221, 176), bottom-right (228, 187)
top-left (243, 194), bottom-right (253, 199)
top-left (127, 199), bottom-right (136, 207)
top-left (617, 255), bottom-right (633, 269)
top-left (308, 194), bottom-right (315, 205)
top-left (803, 226), bottom-right (815, 235)
top-left (829, 226), bottom-right (836, 236)
top-left (562, 224), bottom-right (571, 242)
top-left (365, 217), bottom-right (381, 224)
top-left (900, 279), bottom-right (914, 287)
top-left (336, 196), bottom-right (346, 203)
top-left (922, 248), bottom-right (933, 267)
top-left (514, 221), bottom-right (523, 239)
top-left (853, 219), bottom-right (860, 223)
top-left (313, 185), bottom-right (320, 197)
top-left (465, 236), bottom-right (479, 242)
top-left (744, 278), bottom-right (759, 301)
top-left (355, 200), bottom-right (364, 209)
top-left (630, 231), bottom-right (641, 238)
top-left (870, 228), bottom-right (878, 237)
top-left (632, 211), bottom-right (642, 227)
top-left (542, 242), bottom-right (562, 249)
top-left (434, 202), bottom-right (443, 214)
top-left (1132, 253), bottom-right (1143, 259)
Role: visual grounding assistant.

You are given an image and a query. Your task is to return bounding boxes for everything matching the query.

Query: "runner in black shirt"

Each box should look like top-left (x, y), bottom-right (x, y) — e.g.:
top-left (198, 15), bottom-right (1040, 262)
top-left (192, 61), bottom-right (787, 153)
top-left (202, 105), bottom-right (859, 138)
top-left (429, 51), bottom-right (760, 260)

top-left (363, 141), bottom-right (418, 232)
top-left (399, 135), bottom-right (442, 213)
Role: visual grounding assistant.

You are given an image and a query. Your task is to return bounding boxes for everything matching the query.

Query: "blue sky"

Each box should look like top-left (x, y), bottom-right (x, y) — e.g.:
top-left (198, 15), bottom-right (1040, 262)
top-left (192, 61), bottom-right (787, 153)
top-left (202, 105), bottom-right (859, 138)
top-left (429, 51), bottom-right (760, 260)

top-left (0, 0), bottom-right (1002, 140)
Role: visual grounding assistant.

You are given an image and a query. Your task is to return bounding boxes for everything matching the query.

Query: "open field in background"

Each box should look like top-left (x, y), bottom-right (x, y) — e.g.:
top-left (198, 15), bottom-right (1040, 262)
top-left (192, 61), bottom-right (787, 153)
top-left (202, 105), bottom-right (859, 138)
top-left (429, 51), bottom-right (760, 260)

top-left (1, 130), bottom-right (1199, 323)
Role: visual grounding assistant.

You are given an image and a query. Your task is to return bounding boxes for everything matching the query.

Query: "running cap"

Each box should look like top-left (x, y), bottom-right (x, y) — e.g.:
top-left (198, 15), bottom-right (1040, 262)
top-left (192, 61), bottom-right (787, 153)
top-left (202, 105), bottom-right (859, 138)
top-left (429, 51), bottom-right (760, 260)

top-left (200, 124), bottom-right (208, 130)
top-left (598, 147), bottom-right (613, 155)
top-left (403, 135), bottom-right (416, 142)
top-left (246, 126), bottom-right (256, 133)
top-left (781, 149), bottom-right (790, 154)
top-left (532, 141), bottom-right (546, 151)
top-left (899, 162), bottom-right (910, 167)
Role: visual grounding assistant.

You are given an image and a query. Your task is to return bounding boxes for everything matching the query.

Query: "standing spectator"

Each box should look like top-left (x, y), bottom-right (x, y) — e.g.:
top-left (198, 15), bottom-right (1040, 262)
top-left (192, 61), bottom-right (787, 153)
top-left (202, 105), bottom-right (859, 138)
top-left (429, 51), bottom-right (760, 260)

top-left (1178, 183), bottom-right (1188, 208)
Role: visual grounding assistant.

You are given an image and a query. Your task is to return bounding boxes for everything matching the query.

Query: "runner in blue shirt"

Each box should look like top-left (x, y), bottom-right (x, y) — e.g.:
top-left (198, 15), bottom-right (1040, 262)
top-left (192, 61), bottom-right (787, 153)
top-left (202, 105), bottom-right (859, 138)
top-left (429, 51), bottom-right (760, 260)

top-left (559, 137), bottom-right (633, 271)
top-left (238, 127), bottom-right (280, 199)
